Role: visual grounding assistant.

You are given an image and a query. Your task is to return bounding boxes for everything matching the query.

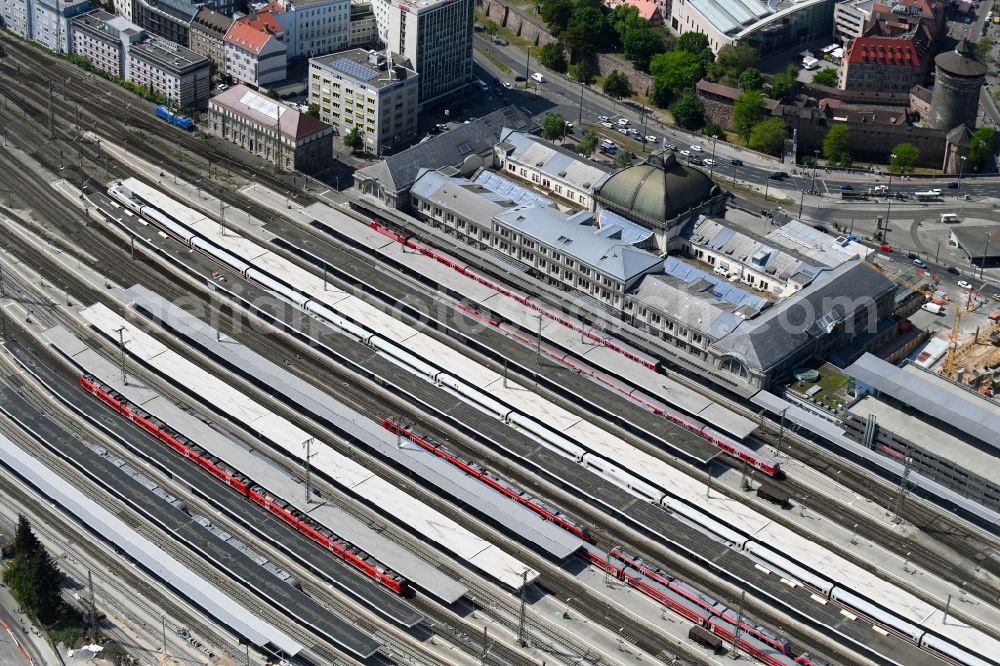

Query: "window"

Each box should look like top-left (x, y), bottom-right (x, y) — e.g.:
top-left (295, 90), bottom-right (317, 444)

top-left (720, 358), bottom-right (749, 379)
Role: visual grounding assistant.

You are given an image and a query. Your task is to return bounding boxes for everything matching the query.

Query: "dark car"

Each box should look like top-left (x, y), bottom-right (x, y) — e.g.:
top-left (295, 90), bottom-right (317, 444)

top-left (514, 75), bottom-right (526, 82)
top-left (731, 159), bottom-right (744, 166)
top-left (907, 252), bottom-right (918, 260)
top-left (813, 224), bottom-right (829, 234)
top-left (947, 181), bottom-right (959, 188)
top-left (840, 184), bottom-right (854, 190)
top-left (689, 156), bottom-right (703, 165)
top-left (947, 266), bottom-right (960, 274)
top-left (769, 171), bottom-right (787, 180)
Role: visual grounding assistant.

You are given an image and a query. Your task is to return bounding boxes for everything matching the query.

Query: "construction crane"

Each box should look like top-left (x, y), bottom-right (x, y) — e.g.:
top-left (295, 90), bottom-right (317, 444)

top-left (861, 260), bottom-right (939, 299)
top-left (943, 303), bottom-right (963, 379)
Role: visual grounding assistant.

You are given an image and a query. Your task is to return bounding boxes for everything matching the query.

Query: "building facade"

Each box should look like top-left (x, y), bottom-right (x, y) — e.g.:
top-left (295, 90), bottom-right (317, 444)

top-left (927, 36), bottom-right (987, 132)
top-left (1, 0), bottom-right (89, 51)
top-left (372, 0), bottom-right (473, 106)
top-left (0, 0), bottom-right (33, 42)
top-left (132, 0), bottom-right (197, 46)
top-left (840, 30), bottom-right (929, 92)
top-left (208, 83), bottom-right (333, 170)
top-left (349, 1), bottom-right (374, 46)
top-left (493, 129), bottom-right (611, 210)
top-left (670, 0), bottom-right (837, 55)
top-left (128, 36), bottom-right (210, 108)
top-left (271, 0), bottom-right (350, 59)
top-left (188, 6), bottom-right (232, 68)
top-left (309, 48), bottom-right (417, 154)
top-left (224, 11), bottom-right (287, 87)
top-left (71, 9), bottom-right (146, 78)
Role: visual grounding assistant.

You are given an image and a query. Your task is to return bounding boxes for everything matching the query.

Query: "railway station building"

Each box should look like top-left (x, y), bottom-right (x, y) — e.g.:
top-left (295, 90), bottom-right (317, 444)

top-left (208, 84), bottom-right (334, 171)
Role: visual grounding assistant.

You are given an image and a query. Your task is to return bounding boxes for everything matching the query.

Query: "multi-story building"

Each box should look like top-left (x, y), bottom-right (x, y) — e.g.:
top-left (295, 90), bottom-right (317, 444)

top-left (834, 0), bottom-right (876, 42)
top-left (32, 0), bottom-right (90, 52)
top-left (71, 9), bottom-right (146, 78)
top-left (1, 0), bottom-right (89, 51)
top-left (128, 36), bottom-right (211, 107)
top-left (0, 0), bottom-right (33, 42)
top-left (840, 27), bottom-right (930, 92)
top-left (188, 6), bottom-right (232, 68)
top-left (348, 1), bottom-right (374, 47)
top-left (371, 0), bottom-right (473, 106)
top-left (224, 9), bottom-right (286, 87)
top-left (309, 48), bottom-right (417, 155)
top-left (493, 129), bottom-right (612, 210)
top-left (270, 0), bottom-right (350, 58)
top-left (113, 0), bottom-right (133, 22)
top-left (208, 83), bottom-right (334, 170)
top-left (131, 0), bottom-right (198, 45)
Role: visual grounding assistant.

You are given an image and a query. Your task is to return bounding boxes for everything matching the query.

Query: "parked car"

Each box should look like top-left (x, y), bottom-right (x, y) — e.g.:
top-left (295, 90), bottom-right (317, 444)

top-left (879, 244), bottom-right (893, 252)
top-left (617, 118), bottom-right (630, 127)
top-left (992, 293), bottom-right (1000, 303)
top-left (601, 121), bottom-right (614, 129)
top-left (813, 224), bottom-right (829, 233)
top-left (626, 127), bottom-right (640, 136)
top-left (730, 159), bottom-right (743, 166)
top-left (646, 135), bottom-right (657, 143)
top-left (914, 258), bottom-right (927, 267)
top-left (958, 280), bottom-right (972, 289)
top-left (680, 149), bottom-right (691, 157)
top-left (617, 127), bottom-right (629, 134)
top-left (690, 145), bottom-right (703, 152)
top-left (216, 83), bottom-right (229, 91)
top-left (502, 82), bottom-right (513, 89)
top-left (597, 115), bottom-right (609, 122)
top-left (907, 252), bottom-right (918, 259)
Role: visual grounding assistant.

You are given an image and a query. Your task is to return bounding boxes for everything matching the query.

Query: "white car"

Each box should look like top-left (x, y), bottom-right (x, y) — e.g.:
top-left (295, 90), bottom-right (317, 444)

top-left (958, 280), bottom-right (972, 289)
top-left (597, 115), bottom-right (609, 122)
top-left (617, 127), bottom-right (629, 135)
top-left (601, 121), bottom-right (614, 129)
top-left (702, 158), bottom-right (715, 167)
top-left (691, 145), bottom-right (703, 152)
top-left (626, 127), bottom-right (640, 136)
top-left (646, 135), bottom-right (657, 143)
top-left (680, 149), bottom-right (691, 157)
top-left (617, 118), bottom-right (630, 127)
top-left (502, 82), bottom-right (513, 89)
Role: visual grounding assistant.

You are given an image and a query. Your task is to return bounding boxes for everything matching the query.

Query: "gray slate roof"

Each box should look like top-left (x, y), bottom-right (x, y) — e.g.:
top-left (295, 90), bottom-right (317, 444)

top-left (497, 128), bottom-right (611, 194)
top-left (494, 205), bottom-right (662, 284)
top-left (411, 168), bottom-right (519, 220)
top-left (355, 106), bottom-right (534, 196)
top-left (710, 262), bottom-right (895, 372)
top-left (633, 274), bottom-right (747, 340)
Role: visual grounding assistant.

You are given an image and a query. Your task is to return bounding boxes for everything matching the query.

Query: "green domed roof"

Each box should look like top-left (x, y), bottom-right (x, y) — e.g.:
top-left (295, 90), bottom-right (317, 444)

top-left (595, 153), bottom-right (717, 226)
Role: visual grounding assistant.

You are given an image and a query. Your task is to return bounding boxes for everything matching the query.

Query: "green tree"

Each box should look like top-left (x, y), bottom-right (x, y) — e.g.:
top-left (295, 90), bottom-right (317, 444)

top-left (3, 517), bottom-right (63, 626)
top-left (343, 126), bottom-right (364, 153)
top-left (305, 103), bottom-right (320, 119)
top-left (621, 26), bottom-right (661, 71)
top-left (712, 43), bottom-right (759, 80)
top-left (748, 118), bottom-right (787, 155)
top-left (540, 0), bottom-right (575, 33)
top-left (14, 515), bottom-right (40, 559)
top-left (265, 88), bottom-right (280, 100)
top-left (969, 126), bottom-right (997, 168)
top-left (732, 90), bottom-right (765, 142)
top-left (539, 42), bottom-right (568, 73)
top-left (738, 67), bottom-right (763, 91)
top-left (649, 50), bottom-right (704, 96)
top-left (577, 132), bottom-right (599, 157)
top-left (574, 58), bottom-right (595, 85)
top-left (676, 31), bottom-right (711, 59)
top-left (977, 36), bottom-right (993, 62)
top-left (890, 142), bottom-right (920, 173)
top-left (542, 113), bottom-right (568, 141)
top-left (823, 124), bottom-right (852, 166)
top-left (609, 3), bottom-right (642, 37)
top-left (669, 88), bottom-right (705, 129)
top-left (703, 121), bottom-right (724, 138)
top-left (602, 70), bottom-right (633, 108)
top-left (812, 68), bottom-right (838, 87)
top-left (615, 149), bottom-right (636, 167)
top-left (768, 64), bottom-right (799, 102)
top-left (563, 4), bottom-right (611, 56)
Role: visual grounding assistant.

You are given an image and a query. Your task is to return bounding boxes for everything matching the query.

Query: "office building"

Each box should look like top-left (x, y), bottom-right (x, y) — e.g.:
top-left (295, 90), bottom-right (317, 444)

top-left (71, 9), bottom-right (145, 78)
top-left (189, 6), bottom-right (233, 67)
top-left (128, 36), bottom-right (211, 107)
top-left (309, 48), bottom-right (417, 155)
top-left (1, 0), bottom-right (90, 51)
top-left (371, 0), bottom-right (473, 105)
top-left (208, 83), bottom-right (334, 170)
top-left (224, 9), bottom-right (286, 87)
top-left (270, 0), bottom-right (350, 58)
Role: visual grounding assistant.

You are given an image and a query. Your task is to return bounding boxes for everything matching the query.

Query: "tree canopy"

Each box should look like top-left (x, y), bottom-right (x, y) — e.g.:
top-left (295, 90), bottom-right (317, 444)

top-left (343, 126), bottom-right (364, 152)
top-left (305, 103), bottom-right (320, 119)
top-left (969, 127), bottom-right (996, 168)
top-left (540, 0), bottom-right (575, 33)
top-left (890, 143), bottom-right (920, 173)
top-left (577, 132), bottom-right (599, 157)
top-left (823, 124), bottom-right (852, 166)
top-left (649, 50), bottom-right (704, 102)
top-left (574, 59), bottom-right (595, 85)
top-left (732, 90), bottom-right (766, 142)
top-left (811, 68), bottom-right (837, 87)
top-left (711, 44), bottom-right (759, 81)
top-left (542, 113), bottom-right (568, 141)
top-left (768, 65), bottom-right (799, 102)
top-left (676, 31), bottom-right (712, 62)
top-left (539, 42), bottom-right (568, 73)
top-left (748, 119), bottom-right (787, 156)
top-left (669, 88), bottom-right (705, 130)
top-left (4, 516), bottom-right (64, 625)
top-left (602, 70), bottom-right (633, 102)
top-left (738, 67), bottom-right (763, 91)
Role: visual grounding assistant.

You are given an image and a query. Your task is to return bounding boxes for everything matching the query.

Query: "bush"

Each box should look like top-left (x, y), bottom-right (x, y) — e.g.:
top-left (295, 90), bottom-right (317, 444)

top-left (670, 89), bottom-right (705, 130)
top-left (811, 68), bottom-right (838, 87)
top-left (703, 122), bottom-right (724, 138)
top-left (538, 42), bottom-right (568, 73)
top-left (748, 119), bottom-right (787, 156)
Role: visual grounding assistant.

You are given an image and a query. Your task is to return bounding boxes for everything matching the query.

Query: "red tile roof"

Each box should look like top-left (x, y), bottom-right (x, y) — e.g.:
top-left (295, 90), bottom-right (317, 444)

top-left (224, 11), bottom-right (283, 54)
top-left (846, 36), bottom-right (919, 66)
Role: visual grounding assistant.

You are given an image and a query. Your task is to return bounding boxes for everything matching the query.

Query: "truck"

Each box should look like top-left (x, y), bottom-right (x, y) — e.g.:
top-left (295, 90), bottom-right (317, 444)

top-left (940, 212), bottom-right (961, 224)
top-left (530, 72), bottom-right (544, 83)
top-left (871, 185), bottom-right (889, 195)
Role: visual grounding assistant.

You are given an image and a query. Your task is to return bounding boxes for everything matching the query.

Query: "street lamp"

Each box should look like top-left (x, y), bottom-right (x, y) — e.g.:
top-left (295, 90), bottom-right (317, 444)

top-left (809, 149), bottom-right (819, 194)
top-left (884, 152), bottom-right (897, 241)
top-left (709, 135), bottom-right (718, 179)
top-left (958, 155), bottom-right (967, 189)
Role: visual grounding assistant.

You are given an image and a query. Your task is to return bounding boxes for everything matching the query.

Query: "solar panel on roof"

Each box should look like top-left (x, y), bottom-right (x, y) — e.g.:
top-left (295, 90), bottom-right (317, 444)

top-left (331, 57), bottom-right (379, 81)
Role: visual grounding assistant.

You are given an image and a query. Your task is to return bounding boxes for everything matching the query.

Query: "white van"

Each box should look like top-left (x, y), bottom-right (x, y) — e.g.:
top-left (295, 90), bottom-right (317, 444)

top-left (921, 302), bottom-right (945, 315)
top-left (940, 212), bottom-right (960, 224)
top-left (530, 72), bottom-right (544, 83)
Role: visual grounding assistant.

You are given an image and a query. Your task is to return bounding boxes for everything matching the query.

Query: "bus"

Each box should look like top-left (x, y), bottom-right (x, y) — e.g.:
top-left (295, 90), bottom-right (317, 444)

top-left (915, 189), bottom-right (941, 201)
